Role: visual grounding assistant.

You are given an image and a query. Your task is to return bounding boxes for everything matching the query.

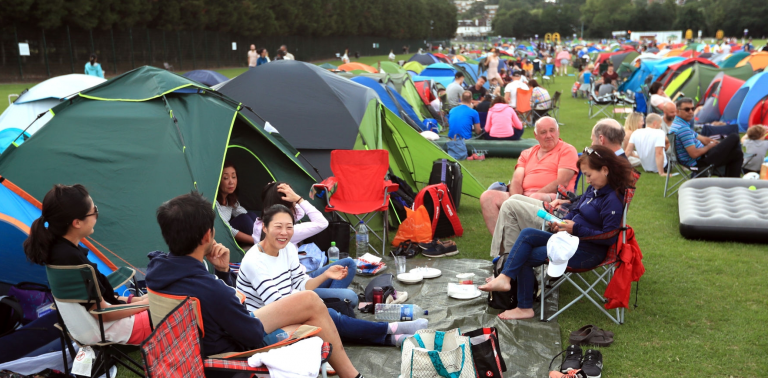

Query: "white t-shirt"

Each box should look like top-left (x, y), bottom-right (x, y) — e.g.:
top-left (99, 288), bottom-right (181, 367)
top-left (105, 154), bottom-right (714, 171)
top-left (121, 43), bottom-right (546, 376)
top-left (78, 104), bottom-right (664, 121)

top-left (236, 243), bottom-right (309, 311)
top-left (650, 94), bottom-right (673, 108)
top-left (430, 98), bottom-right (442, 113)
top-left (629, 128), bottom-right (667, 172)
top-left (504, 81), bottom-right (529, 108)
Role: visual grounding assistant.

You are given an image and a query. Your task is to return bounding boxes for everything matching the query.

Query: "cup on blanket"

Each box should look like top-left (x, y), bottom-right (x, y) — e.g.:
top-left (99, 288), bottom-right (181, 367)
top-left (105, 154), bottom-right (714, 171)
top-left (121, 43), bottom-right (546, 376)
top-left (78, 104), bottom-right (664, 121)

top-left (275, 332), bottom-right (289, 342)
top-left (394, 256), bottom-right (407, 274)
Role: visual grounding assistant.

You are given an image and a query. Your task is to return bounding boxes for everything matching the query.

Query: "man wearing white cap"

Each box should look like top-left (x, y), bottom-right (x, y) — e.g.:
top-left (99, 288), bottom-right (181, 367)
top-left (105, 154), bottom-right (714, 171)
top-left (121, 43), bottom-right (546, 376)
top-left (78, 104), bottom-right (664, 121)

top-left (480, 144), bottom-right (630, 320)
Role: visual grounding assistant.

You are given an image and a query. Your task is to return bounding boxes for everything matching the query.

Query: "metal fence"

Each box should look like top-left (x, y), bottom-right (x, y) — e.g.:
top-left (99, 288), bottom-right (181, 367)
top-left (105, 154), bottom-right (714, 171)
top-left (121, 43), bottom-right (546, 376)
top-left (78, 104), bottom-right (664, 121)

top-left (1, 26), bottom-right (427, 82)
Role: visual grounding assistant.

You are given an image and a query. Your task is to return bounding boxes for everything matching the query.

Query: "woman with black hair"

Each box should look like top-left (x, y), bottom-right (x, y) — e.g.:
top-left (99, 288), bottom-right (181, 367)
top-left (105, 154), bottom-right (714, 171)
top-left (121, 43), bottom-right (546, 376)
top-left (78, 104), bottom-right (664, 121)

top-left (216, 161), bottom-right (259, 246)
top-left (84, 54), bottom-right (104, 78)
top-left (480, 145), bottom-right (632, 320)
top-left (24, 184), bottom-right (151, 344)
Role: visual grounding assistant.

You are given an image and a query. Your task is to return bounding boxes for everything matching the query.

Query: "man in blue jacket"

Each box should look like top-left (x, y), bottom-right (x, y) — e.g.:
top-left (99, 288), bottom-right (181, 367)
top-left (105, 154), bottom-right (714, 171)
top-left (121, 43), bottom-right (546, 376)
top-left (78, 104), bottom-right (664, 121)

top-left (146, 192), bottom-right (363, 378)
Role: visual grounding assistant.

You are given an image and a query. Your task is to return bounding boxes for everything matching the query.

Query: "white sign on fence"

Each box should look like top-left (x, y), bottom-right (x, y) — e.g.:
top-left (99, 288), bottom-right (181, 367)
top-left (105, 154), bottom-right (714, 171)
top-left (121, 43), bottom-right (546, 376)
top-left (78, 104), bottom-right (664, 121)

top-left (231, 42), bottom-right (237, 50)
top-left (18, 43), bottom-right (30, 56)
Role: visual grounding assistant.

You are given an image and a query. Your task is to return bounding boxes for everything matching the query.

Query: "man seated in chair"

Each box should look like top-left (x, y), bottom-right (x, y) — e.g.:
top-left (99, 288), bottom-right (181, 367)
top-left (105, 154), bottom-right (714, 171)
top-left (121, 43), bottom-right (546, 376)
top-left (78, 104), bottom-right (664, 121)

top-left (670, 97), bottom-right (743, 178)
top-left (479, 117), bottom-right (578, 239)
top-left (484, 118), bottom-right (630, 257)
top-left (145, 192), bottom-right (364, 378)
top-left (626, 113), bottom-right (668, 176)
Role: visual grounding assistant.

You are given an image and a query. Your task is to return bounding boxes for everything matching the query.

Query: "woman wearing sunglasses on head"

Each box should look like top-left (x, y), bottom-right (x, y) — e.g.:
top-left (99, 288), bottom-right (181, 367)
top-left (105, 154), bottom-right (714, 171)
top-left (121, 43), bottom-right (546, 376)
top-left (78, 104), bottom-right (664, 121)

top-left (480, 145), bottom-right (632, 320)
top-left (24, 184), bottom-right (151, 344)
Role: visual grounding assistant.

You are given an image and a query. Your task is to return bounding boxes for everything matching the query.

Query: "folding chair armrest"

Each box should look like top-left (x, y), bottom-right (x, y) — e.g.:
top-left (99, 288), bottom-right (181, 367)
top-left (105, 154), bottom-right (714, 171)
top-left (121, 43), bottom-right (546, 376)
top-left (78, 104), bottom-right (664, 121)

top-left (107, 266), bottom-right (136, 290)
top-left (90, 303), bottom-right (149, 315)
top-left (310, 176), bottom-right (339, 209)
top-left (382, 181), bottom-right (399, 206)
top-left (204, 359), bottom-right (268, 372)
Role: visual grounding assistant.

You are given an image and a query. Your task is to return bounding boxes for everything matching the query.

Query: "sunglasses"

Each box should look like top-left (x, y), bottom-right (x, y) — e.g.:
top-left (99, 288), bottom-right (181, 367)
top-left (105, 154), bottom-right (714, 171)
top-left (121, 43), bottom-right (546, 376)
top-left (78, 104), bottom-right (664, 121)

top-left (583, 147), bottom-right (602, 158)
top-left (679, 107), bottom-right (694, 112)
top-left (85, 205), bottom-right (99, 219)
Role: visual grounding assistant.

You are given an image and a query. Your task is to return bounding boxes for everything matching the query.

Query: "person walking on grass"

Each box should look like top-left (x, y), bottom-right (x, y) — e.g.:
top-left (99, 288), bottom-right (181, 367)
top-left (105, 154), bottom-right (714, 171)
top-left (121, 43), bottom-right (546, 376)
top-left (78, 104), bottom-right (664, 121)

top-left (85, 54), bottom-right (104, 78)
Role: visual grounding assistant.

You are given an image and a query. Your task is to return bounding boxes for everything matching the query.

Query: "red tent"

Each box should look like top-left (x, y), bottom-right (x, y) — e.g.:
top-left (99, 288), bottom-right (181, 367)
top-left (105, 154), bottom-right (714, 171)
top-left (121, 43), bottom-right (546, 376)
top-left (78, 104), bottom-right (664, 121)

top-left (679, 50), bottom-right (701, 58)
top-left (431, 53), bottom-right (451, 63)
top-left (413, 80), bottom-right (436, 106)
top-left (749, 95), bottom-right (768, 129)
top-left (716, 75), bottom-right (746, 115)
top-left (656, 57), bottom-right (718, 87)
top-left (592, 51), bottom-right (625, 74)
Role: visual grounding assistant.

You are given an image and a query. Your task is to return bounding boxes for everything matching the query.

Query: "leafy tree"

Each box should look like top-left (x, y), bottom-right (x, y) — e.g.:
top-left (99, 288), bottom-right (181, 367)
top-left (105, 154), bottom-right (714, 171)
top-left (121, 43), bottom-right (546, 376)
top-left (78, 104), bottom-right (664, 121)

top-left (673, 1), bottom-right (707, 35)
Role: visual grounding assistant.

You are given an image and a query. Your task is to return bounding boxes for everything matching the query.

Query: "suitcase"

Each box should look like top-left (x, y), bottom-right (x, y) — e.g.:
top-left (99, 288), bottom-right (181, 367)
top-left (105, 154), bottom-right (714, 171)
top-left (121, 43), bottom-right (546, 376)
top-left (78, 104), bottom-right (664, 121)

top-left (429, 159), bottom-right (463, 210)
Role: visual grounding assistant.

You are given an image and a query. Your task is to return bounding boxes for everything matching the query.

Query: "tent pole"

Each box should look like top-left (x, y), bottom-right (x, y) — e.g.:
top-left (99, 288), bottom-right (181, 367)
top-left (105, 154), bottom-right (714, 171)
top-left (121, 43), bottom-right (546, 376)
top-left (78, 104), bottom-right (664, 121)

top-left (42, 29), bottom-right (51, 77)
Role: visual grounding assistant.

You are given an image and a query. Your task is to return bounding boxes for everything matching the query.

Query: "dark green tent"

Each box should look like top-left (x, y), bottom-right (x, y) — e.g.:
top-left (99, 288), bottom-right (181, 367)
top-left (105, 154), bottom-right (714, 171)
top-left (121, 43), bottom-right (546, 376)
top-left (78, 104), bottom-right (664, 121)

top-left (0, 66), bottom-right (318, 268)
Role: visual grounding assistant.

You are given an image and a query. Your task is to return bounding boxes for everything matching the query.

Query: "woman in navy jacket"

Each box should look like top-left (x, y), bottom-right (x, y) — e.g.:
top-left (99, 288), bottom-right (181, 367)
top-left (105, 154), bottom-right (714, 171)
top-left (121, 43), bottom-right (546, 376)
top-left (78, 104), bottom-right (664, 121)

top-left (480, 144), bottom-right (633, 320)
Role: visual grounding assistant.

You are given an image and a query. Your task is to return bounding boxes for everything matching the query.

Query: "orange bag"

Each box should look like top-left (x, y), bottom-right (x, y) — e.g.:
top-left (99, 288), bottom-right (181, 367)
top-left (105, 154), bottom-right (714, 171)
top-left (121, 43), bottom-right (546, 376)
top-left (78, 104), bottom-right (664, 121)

top-left (392, 205), bottom-right (433, 246)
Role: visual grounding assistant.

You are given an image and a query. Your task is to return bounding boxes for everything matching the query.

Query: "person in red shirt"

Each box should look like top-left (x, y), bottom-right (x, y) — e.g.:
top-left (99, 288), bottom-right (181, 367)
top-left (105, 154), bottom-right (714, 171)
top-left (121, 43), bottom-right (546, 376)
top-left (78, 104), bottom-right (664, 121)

top-left (602, 63), bottom-right (618, 86)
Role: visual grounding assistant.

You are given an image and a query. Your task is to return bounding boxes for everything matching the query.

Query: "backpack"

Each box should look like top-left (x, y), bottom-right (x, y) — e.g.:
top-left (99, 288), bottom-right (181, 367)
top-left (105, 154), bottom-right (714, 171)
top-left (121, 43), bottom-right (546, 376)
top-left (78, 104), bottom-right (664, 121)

top-left (0, 296), bottom-right (23, 338)
top-left (387, 172), bottom-right (417, 228)
top-left (413, 183), bottom-right (463, 239)
top-left (486, 253), bottom-right (539, 310)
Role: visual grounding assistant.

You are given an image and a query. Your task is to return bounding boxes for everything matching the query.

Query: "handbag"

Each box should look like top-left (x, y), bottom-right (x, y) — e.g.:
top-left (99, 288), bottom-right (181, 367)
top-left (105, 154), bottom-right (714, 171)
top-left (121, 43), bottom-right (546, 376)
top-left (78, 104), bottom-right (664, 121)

top-left (446, 137), bottom-right (467, 161)
top-left (358, 274), bottom-right (398, 313)
top-left (322, 298), bottom-right (355, 318)
top-left (463, 327), bottom-right (506, 377)
top-left (401, 329), bottom-right (476, 378)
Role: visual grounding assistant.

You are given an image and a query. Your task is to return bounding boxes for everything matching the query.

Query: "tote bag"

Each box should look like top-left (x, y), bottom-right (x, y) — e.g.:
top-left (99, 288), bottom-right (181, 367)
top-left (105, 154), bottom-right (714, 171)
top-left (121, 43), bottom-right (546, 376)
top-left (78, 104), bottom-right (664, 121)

top-left (401, 329), bottom-right (476, 378)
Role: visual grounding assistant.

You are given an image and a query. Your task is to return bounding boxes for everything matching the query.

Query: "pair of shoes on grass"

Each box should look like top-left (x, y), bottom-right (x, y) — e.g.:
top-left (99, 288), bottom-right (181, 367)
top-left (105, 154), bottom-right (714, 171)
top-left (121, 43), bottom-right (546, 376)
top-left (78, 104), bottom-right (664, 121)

top-left (569, 324), bottom-right (614, 347)
top-left (392, 240), bottom-right (421, 259)
top-left (418, 239), bottom-right (458, 257)
top-left (560, 345), bottom-right (603, 378)
top-left (467, 152), bottom-right (485, 161)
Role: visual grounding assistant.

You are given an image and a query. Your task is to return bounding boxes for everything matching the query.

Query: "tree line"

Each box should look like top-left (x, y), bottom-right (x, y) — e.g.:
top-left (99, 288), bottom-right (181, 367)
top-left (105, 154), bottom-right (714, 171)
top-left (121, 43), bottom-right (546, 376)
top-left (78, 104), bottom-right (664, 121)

top-left (0, 0), bottom-right (458, 40)
top-left (493, 0), bottom-right (768, 40)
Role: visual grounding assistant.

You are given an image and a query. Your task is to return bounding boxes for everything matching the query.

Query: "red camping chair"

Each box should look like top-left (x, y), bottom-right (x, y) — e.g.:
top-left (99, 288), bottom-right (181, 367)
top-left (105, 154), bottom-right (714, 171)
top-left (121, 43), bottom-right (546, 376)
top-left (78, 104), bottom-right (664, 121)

top-left (539, 186), bottom-right (637, 325)
top-left (515, 87), bottom-right (533, 128)
top-left (313, 150), bottom-right (399, 256)
top-left (141, 297), bottom-right (332, 378)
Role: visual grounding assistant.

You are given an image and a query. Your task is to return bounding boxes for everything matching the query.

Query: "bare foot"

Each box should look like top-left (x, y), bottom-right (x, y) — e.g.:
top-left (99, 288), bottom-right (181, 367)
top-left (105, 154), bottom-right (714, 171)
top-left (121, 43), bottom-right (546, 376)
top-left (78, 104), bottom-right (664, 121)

top-left (485, 276), bottom-right (493, 283)
top-left (498, 308), bottom-right (535, 320)
top-left (478, 274), bottom-right (511, 292)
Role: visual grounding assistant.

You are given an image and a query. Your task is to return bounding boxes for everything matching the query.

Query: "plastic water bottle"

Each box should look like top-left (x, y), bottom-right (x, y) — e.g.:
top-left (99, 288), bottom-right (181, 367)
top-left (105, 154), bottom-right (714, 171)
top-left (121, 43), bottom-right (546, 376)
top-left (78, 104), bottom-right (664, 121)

top-left (355, 221), bottom-right (368, 258)
top-left (328, 242), bottom-right (339, 264)
top-left (374, 304), bottom-right (428, 321)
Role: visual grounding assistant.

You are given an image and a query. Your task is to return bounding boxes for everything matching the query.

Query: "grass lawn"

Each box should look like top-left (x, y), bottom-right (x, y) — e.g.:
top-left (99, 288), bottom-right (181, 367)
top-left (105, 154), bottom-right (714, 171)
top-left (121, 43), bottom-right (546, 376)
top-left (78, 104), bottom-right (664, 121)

top-left (2, 56), bottom-right (766, 378)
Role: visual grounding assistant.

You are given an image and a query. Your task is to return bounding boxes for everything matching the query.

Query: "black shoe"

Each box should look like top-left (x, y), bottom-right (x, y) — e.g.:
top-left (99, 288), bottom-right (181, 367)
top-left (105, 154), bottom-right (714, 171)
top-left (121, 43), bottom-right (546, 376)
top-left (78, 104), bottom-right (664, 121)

top-left (392, 241), bottom-right (420, 259)
top-left (560, 344), bottom-right (583, 373)
top-left (419, 239), bottom-right (459, 257)
top-left (581, 349), bottom-right (603, 378)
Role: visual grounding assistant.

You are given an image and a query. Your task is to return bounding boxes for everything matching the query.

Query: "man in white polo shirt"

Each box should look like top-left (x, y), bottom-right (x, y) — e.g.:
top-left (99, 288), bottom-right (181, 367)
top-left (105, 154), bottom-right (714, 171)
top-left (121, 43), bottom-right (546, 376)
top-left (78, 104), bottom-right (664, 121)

top-left (626, 113), bottom-right (667, 176)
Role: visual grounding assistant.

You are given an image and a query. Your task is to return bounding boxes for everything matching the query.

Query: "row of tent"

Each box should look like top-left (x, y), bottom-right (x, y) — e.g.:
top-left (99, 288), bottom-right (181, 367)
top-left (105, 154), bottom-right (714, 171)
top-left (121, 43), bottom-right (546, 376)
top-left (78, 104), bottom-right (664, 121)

top-left (0, 62), bottom-right (487, 283)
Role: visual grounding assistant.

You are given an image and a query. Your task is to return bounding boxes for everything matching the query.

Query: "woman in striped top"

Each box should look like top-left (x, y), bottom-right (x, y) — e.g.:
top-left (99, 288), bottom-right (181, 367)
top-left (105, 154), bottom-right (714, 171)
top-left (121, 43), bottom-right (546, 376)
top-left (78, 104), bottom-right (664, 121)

top-left (237, 205), bottom-right (427, 347)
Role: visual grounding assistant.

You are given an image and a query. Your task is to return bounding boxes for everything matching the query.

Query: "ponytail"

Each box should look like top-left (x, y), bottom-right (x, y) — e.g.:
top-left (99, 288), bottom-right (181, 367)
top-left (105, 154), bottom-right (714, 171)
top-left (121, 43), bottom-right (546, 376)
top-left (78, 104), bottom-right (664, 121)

top-left (23, 184), bottom-right (92, 265)
top-left (89, 54), bottom-right (97, 66)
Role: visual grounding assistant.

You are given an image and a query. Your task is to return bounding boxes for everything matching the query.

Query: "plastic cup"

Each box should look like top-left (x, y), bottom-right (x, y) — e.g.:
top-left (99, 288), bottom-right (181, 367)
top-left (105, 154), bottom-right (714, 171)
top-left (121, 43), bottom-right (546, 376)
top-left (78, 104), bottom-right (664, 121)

top-left (275, 331), bottom-right (290, 343)
top-left (394, 255), bottom-right (407, 274)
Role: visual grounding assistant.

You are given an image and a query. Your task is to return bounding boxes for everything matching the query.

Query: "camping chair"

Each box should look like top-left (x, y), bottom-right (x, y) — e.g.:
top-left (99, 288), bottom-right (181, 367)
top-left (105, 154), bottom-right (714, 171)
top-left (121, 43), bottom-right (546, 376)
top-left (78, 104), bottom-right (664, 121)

top-left (533, 90), bottom-right (562, 126)
top-left (515, 87), bottom-right (533, 128)
top-left (46, 265), bottom-right (149, 377)
top-left (542, 64), bottom-right (555, 85)
top-left (539, 187), bottom-right (636, 325)
top-left (663, 133), bottom-right (715, 197)
top-left (141, 297), bottom-right (332, 378)
top-left (313, 150), bottom-right (399, 257)
top-left (588, 83), bottom-right (617, 119)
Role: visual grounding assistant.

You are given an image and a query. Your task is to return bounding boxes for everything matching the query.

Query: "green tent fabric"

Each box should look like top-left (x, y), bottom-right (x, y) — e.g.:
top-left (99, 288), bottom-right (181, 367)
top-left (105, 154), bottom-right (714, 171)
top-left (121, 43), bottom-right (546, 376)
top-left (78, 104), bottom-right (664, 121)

top-left (403, 61), bottom-right (425, 74)
top-left (0, 66), bottom-right (318, 268)
top-left (721, 52), bottom-right (751, 68)
top-left (378, 61), bottom-right (407, 74)
top-left (665, 64), bottom-right (754, 102)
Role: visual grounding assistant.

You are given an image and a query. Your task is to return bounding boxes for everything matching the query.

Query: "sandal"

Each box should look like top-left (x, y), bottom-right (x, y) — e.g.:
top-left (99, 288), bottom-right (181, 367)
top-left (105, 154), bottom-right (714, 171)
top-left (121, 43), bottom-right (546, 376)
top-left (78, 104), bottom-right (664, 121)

top-left (569, 325), bottom-right (615, 347)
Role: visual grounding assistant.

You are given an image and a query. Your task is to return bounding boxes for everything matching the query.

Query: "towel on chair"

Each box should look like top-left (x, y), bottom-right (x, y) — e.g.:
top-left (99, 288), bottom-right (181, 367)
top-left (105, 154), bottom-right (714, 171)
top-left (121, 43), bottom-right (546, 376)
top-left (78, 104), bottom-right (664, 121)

top-left (247, 336), bottom-right (323, 378)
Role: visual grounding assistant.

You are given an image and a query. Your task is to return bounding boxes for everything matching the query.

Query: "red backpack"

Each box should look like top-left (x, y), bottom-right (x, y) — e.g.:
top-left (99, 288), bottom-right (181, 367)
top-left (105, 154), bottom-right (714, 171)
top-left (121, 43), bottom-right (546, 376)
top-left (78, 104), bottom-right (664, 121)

top-left (412, 183), bottom-right (463, 239)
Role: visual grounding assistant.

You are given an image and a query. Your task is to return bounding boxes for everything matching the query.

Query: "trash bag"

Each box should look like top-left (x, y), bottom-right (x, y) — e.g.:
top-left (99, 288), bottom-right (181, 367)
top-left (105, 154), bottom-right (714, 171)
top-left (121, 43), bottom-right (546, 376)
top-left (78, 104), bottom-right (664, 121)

top-left (392, 205), bottom-right (433, 247)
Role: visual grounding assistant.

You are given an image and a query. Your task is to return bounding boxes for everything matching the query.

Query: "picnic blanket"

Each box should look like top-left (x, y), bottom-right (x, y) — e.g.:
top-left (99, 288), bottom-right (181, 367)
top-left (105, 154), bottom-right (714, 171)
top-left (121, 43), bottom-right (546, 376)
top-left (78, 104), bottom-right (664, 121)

top-left (345, 258), bottom-right (562, 378)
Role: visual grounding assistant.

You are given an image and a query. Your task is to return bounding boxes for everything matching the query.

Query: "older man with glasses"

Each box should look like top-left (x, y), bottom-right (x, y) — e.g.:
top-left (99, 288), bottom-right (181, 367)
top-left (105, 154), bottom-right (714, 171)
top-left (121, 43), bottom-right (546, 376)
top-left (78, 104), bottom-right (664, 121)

top-left (670, 97), bottom-right (743, 177)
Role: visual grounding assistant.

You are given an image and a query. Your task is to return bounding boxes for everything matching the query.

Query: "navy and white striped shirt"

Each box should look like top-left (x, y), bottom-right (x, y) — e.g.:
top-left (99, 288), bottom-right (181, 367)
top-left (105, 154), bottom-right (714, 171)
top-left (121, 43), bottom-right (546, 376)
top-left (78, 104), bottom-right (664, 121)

top-left (236, 243), bottom-right (309, 311)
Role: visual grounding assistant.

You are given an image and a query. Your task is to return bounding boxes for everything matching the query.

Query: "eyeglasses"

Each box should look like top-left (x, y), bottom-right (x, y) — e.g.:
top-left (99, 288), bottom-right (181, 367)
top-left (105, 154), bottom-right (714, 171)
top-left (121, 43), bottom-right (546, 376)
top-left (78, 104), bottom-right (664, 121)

top-left (85, 205), bottom-right (99, 219)
top-left (583, 147), bottom-right (602, 158)
top-left (679, 107), bottom-right (694, 112)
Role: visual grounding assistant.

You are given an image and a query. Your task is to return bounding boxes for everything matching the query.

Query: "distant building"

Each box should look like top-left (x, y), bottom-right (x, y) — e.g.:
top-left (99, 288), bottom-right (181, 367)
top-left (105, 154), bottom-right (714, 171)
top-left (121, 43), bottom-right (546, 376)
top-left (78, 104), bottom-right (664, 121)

top-left (454, 0), bottom-right (475, 13)
top-left (455, 19), bottom-right (492, 38)
top-left (484, 5), bottom-right (498, 21)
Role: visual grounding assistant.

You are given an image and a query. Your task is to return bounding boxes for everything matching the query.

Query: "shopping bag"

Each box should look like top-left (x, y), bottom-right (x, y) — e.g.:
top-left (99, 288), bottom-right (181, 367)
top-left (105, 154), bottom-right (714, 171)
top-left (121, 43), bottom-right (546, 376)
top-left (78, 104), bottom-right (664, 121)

top-left (463, 327), bottom-right (506, 377)
top-left (401, 329), bottom-right (476, 378)
top-left (392, 205), bottom-right (433, 247)
top-left (446, 137), bottom-right (467, 161)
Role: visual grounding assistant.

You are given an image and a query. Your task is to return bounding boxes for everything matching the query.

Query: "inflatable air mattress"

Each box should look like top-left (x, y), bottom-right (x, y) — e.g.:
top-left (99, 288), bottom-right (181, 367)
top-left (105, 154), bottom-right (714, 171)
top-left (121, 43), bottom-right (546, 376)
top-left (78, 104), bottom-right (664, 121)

top-left (433, 137), bottom-right (538, 158)
top-left (678, 178), bottom-right (768, 243)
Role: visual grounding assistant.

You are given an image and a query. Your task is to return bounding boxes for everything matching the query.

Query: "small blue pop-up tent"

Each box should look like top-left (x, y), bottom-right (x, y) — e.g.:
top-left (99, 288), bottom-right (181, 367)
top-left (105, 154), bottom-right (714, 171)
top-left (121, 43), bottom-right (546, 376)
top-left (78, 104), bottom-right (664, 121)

top-left (351, 76), bottom-right (424, 130)
top-left (183, 70), bottom-right (229, 87)
top-left (650, 57), bottom-right (687, 82)
top-left (0, 176), bottom-right (119, 287)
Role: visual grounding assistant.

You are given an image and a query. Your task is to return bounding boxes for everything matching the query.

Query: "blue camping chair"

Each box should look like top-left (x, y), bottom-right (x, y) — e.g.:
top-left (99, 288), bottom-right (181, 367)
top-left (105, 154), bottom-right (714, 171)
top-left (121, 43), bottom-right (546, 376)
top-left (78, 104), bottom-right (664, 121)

top-left (542, 64), bottom-right (555, 85)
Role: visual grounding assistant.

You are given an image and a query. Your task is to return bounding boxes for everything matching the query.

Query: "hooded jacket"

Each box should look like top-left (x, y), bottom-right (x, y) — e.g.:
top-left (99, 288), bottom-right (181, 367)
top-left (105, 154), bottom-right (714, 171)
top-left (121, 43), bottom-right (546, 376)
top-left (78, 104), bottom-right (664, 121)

top-left (564, 184), bottom-right (624, 255)
top-left (485, 103), bottom-right (523, 137)
top-left (145, 251), bottom-right (266, 356)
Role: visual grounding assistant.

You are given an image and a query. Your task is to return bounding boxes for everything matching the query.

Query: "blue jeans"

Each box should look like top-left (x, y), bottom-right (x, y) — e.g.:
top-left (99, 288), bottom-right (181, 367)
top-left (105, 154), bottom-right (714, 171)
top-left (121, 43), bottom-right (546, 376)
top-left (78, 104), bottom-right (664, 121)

top-left (328, 308), bottom-right (389, 345)
top-left (501, 228), bottom-right (606, 309)
top-left (309, 258), bottom-right (358, 307)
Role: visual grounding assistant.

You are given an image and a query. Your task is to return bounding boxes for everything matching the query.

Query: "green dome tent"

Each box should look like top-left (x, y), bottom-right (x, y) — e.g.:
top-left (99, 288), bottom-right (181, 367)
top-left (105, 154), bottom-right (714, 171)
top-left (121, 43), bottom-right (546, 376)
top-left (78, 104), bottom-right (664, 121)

top-left (665, 64), bottom-right (753, 103)
top-left (336, 71), bottom-right (433, 122)
top-left (0, 66), bottom-right (319, 267)
top-left (377, 61), bottom-right (407, 74)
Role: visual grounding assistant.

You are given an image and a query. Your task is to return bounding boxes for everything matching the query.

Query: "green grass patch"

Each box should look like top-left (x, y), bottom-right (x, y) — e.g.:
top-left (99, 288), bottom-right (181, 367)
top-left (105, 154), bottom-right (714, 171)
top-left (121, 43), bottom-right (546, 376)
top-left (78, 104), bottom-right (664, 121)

top-left (2, 55), bottom-right (765, 378)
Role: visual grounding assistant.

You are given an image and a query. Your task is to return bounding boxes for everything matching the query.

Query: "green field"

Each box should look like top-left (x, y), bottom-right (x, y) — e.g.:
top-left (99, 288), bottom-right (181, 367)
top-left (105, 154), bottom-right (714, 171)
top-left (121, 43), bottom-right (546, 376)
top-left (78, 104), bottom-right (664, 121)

top-left (2, 55), bottom-right (766, 378)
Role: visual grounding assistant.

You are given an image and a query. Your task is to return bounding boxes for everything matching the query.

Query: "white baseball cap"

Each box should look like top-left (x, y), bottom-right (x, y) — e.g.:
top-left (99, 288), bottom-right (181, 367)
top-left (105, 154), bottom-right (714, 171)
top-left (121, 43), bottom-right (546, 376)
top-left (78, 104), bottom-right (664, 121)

top-left (546, 231), bottom-right (579, 277)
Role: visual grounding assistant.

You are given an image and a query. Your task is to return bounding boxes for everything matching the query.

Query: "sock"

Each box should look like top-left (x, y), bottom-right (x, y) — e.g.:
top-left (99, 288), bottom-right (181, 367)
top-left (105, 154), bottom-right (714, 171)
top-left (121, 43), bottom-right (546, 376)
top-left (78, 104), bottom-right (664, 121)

top-left (385, 334), bottom-right (412, 348)
top-left (355, 374), bottom-right (364, 378)
top-left (387, 318), bottom-right (428, 335)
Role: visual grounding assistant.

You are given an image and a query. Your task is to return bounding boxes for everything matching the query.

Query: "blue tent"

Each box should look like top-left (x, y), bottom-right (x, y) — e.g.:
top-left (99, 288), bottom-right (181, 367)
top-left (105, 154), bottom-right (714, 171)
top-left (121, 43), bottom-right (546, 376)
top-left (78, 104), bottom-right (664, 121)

top-left (351, 77), bottom-right (424, 129)
top-left (620, 57), bottom-right (683, 93)
top-left (183, 70), bottom-right (229, 86)
top-left (419, 63), bottom-right (458, 77)
top-left (455, 62), bottom-right (489, 89)
top-left (0, 129), bottom-right (29, 154)
top-left (720, 72), bottom-right (768, 131)
top-left (0, 177), bottom-right (120, 287)
top-left (650, 57), bottom-right (687, 82)
top-left (408, 53), bottom-right (441, 66)
top-left (587, 46), bottom-right (601, 53)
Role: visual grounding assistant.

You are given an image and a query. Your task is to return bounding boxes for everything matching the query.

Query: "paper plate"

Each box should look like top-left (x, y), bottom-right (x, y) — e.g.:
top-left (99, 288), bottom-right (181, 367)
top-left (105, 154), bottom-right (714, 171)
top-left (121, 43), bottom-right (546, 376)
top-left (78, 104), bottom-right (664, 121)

top-left (448, 290), bottom-right (482, 300)
top-left (397, 272), bottom-right (424, 284)
top-left (410, 267), bottom-right (441, 279)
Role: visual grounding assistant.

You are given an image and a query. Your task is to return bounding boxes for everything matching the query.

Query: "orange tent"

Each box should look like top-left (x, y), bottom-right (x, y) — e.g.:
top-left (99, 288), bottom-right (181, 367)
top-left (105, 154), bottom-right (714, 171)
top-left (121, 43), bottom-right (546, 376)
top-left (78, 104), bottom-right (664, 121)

top-left (737, 51), bottom-right (768, 71)
top-left (337, 62), bottom-right (378, 73)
